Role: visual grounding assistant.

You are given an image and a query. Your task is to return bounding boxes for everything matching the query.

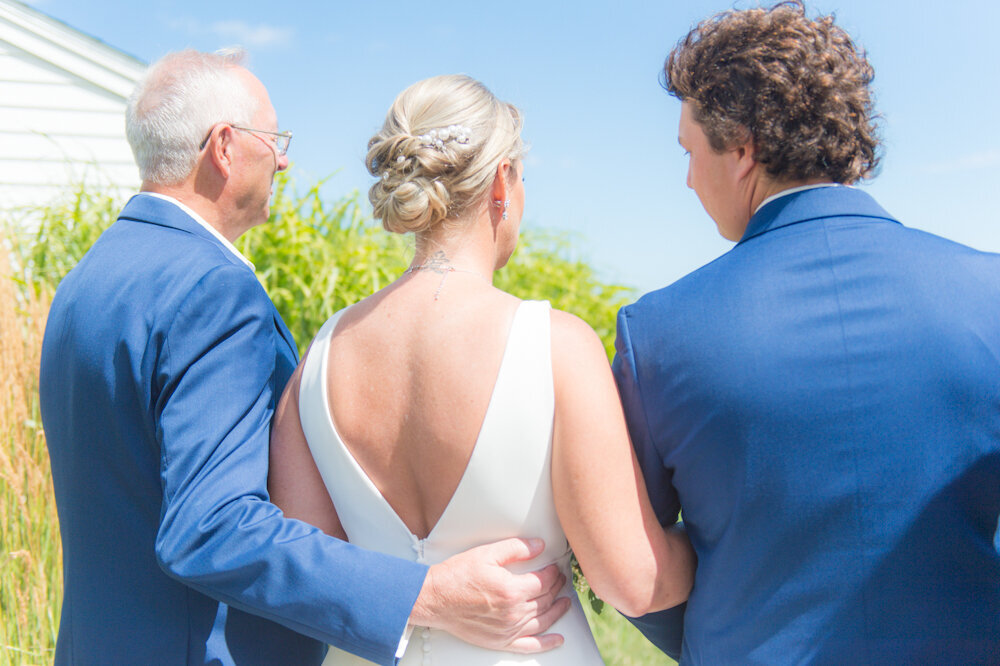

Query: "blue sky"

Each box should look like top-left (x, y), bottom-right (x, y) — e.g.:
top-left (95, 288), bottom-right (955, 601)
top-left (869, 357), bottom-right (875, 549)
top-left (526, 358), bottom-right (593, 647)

top-left (27, 0), bottom-right (1000, 294)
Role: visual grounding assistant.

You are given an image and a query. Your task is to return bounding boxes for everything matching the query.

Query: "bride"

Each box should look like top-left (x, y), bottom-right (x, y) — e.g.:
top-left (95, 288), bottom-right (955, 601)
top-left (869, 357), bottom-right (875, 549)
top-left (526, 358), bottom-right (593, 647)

top-left (268, 74), bottom-right (694, 664)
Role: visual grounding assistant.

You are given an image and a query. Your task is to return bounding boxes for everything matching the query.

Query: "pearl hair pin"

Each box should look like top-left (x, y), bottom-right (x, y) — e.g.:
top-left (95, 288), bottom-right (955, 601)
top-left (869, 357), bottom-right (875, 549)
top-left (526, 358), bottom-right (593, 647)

top-left (417, 125), bottom-right (472, 151)
top-left (381, 125), bottom-right (473, 179)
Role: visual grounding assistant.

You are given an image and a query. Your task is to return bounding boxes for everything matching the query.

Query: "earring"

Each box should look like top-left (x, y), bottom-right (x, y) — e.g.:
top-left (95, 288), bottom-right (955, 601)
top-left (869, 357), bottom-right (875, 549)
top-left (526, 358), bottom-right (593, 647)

top-left (501, 199), bottom-right (510, 221)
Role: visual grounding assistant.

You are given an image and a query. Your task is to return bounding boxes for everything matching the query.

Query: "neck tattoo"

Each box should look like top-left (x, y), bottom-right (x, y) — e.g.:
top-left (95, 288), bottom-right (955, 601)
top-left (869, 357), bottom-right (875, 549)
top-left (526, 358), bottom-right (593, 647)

top-left (404, 251), bottom-right (491, 300)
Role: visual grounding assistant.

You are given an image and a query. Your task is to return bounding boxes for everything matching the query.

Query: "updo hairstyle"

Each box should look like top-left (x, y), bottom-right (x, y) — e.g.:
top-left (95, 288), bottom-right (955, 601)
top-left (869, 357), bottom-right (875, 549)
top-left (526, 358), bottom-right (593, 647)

top-left (665, 1), bottom-right (880, 184)
top-left (367, 75), bottom-right (524, 234)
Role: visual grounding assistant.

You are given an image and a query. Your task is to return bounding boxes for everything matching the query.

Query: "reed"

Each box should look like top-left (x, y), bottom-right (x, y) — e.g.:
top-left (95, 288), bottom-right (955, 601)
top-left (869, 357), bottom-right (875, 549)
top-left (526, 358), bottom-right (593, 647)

top-left (0, 230), bottom-right (59, 665)
top-left (239, 177), bottom-right (631, 359)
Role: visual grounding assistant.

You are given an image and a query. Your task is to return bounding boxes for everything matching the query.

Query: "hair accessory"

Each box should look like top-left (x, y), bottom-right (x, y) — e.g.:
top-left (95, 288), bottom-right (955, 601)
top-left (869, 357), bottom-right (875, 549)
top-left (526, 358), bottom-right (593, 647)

top-left (418, 125), bottom-right (472, 151)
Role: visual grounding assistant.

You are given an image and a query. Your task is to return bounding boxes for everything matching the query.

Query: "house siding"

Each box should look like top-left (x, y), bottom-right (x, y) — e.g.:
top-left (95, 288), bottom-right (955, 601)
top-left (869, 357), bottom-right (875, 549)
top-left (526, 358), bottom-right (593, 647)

top-left (0, 0), bottom-right (144, 211)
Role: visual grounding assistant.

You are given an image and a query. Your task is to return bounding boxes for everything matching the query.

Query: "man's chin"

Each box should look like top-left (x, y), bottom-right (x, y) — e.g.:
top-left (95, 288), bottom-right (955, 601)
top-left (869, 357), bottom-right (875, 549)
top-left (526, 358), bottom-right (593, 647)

top-left (248, 208), bottom-right (270, 228)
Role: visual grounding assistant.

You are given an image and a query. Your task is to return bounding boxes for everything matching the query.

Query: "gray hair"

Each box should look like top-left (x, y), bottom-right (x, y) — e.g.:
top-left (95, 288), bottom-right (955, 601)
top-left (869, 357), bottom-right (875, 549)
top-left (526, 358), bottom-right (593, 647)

top-left (366, 75), bottom-right (524, 235)
top-left (125, 49), bottom-right (259, 185)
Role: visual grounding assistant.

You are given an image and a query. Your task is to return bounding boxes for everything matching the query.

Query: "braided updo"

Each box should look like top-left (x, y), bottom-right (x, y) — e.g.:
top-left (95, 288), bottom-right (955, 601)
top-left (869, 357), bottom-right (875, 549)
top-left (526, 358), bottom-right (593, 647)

top-left (367, 75), bottom-right (524, 234)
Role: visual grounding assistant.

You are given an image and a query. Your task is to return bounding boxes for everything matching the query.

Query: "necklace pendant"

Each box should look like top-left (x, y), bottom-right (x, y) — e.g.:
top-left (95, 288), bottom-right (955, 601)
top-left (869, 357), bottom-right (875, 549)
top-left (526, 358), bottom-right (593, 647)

top-left (403, 259), bottom-right (490, 301)
top-left (433, 270), bottom-right (448, 300)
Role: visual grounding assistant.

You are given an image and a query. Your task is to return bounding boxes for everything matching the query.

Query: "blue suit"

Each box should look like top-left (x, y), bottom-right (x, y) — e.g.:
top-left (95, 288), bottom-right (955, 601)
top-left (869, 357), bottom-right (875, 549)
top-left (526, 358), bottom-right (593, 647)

top-left (613, 187), bottom-right (1000, 664)
top-left (40, 194), bottom-right (426, 665)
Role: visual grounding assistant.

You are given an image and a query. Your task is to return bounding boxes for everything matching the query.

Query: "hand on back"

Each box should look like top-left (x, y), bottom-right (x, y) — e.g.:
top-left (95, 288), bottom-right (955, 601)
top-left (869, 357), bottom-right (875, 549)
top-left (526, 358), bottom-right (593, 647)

top-left (409, 537), bottom-right (571, 653)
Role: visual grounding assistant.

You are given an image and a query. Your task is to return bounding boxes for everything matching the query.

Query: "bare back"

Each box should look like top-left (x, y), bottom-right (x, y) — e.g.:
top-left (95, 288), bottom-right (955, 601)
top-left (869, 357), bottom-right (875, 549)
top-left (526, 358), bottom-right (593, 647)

top-left (324, 278), bottom-right (522, 539)
top-left (271, 272), bottom-right (695, 621)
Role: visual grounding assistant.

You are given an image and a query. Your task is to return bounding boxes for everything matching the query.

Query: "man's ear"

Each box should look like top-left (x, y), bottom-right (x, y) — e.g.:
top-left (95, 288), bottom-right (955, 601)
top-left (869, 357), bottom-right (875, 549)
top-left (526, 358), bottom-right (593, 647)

top-left (206, 125), bottom-right (236, 179)
top-left (734, 132), bottom-right (757, 181)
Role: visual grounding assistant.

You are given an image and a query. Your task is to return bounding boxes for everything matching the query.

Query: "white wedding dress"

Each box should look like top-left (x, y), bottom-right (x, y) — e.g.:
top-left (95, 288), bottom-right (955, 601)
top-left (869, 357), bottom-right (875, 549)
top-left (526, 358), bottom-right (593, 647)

top-left (299, 300), bottom-right (604, 665)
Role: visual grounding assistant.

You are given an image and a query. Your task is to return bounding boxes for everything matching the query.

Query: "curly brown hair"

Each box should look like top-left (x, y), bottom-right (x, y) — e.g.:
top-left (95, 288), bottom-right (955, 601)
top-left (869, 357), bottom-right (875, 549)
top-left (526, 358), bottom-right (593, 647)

top-left (665, 1), bottom-right (880, 184)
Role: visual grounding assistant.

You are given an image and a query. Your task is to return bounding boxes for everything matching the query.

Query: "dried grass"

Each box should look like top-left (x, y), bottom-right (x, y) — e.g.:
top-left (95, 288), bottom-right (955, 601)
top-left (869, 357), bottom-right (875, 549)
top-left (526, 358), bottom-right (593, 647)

top-left (0, 233), bottom-right (59, 665)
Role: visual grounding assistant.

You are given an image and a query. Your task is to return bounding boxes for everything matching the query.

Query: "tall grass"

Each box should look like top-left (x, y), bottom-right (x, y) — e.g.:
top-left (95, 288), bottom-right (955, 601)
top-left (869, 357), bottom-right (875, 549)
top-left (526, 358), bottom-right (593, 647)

top-left (0, 230), bottom-right (59, 665)
top-left (239, 177), bottom-right (631, 358)
top-left (1, 177), bottom-right (669, 664)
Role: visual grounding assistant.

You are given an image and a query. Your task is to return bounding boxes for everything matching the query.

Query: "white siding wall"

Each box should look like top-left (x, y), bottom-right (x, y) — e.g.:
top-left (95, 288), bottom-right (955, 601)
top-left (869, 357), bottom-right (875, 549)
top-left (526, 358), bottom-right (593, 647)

top-left (0, 2), bottom-right (143, 212)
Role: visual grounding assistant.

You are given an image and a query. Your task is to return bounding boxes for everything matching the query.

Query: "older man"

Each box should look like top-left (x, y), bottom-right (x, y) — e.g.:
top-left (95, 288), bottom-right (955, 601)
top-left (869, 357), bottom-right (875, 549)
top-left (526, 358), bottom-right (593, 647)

top-left (613, 3), bottom-right (1000, 662)
top-left (40, 50), bottom-right (568, 665)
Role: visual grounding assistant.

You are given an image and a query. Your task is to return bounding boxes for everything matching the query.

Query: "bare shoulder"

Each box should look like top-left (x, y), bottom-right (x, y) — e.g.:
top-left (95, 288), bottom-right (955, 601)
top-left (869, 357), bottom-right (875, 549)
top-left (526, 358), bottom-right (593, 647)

top-left (549, 308), bottom-right (605, 357)
top-left (548, 308), bottom-right (610, 386)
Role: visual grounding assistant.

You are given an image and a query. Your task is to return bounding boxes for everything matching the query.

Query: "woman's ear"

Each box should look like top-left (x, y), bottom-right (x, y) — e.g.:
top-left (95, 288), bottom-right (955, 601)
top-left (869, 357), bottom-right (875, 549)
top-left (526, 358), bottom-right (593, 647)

top-left (488, 159), bottom-right (514, 230)
top-left (490, 158), bottom-right (513, 204)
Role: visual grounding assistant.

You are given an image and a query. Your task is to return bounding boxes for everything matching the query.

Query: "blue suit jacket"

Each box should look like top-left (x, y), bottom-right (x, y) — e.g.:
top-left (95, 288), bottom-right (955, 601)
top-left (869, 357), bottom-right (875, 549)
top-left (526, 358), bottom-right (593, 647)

top-left (40, 194), bottom-right (426, 665)
top-left (613, 187), bottom-right (1000, 664)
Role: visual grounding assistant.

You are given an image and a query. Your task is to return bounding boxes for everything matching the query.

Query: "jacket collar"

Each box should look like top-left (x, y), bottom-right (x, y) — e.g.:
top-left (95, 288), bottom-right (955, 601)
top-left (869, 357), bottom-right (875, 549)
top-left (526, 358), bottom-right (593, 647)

top-left (739, 185), bottom-right (899, 245)
top-left (117, 193), bottom-right (248, 269)
top-left (118, 193), bottom-right (300, 359)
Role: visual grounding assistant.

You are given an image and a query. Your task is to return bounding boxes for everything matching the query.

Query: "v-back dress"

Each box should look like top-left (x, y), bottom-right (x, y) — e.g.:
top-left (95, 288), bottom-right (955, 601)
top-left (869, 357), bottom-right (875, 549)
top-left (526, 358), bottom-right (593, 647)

top-left (299, 300), bottom-right (604, 665)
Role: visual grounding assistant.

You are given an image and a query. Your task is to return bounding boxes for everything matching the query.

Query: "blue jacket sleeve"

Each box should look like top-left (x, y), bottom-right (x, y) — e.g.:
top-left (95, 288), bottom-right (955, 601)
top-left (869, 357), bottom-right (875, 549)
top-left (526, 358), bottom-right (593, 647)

top-left (612, 306), bottom-right (686, 660)
top-left (153, 264), bottom-right (425, 665)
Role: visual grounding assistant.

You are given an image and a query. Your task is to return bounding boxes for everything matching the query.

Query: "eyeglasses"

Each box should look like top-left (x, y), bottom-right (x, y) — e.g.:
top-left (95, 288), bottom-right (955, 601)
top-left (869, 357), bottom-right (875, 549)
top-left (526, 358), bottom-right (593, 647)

top-left (199, 124), bottom-right (293, 156)
top-left (233, 126), bottom-right (292, 156)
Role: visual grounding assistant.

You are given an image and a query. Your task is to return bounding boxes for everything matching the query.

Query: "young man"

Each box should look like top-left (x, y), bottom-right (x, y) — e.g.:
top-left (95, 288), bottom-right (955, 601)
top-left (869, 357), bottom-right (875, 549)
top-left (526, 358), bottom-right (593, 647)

top-left (614, 4), bottom-right (1000, 662)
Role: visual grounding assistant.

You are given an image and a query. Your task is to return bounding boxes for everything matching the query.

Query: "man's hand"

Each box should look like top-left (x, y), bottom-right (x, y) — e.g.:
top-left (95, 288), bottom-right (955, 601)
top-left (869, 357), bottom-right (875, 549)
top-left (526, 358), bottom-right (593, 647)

top-left (408, 537), bottom-right (571, 653)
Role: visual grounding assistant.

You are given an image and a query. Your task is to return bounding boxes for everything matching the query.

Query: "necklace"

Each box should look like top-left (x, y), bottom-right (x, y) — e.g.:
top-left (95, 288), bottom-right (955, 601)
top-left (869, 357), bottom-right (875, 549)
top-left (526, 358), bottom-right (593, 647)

top-left (404, 259), bottom-right (491, 300)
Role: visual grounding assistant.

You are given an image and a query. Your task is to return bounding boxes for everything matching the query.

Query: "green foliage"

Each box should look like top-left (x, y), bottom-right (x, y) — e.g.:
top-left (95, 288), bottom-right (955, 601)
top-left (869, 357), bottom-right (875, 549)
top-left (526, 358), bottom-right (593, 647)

top-left (234, 172), bottom-right (632, 356)
top-left (236, 177), bottom-right (412, 353)
top-left (496, 231), bottom-right (631, 360)
top-left (13, 186), bottom-right (121, 291)
top-left (580, 591), bottom-right (677, 666)
top-left (18, 174), bottom-right (632, 357)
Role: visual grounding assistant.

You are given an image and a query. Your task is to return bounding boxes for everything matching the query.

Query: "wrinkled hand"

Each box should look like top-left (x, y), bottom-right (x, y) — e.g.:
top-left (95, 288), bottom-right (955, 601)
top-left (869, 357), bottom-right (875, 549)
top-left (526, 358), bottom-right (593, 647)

top-left (409, 537), bottom-right (571, 653)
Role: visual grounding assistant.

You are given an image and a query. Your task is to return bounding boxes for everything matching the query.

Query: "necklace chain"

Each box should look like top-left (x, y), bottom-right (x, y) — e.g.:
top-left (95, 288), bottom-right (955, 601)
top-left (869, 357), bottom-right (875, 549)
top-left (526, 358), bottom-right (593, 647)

top-left (404, 264), bottom-right (489, 279)
top-left (404, 263), bottom-right (491, 300)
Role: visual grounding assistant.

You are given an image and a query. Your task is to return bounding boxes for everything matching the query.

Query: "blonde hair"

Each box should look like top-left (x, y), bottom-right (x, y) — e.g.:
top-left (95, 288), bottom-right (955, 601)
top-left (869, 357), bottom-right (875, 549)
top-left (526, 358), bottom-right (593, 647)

top-left (366, 75), bottom-right (524, 234)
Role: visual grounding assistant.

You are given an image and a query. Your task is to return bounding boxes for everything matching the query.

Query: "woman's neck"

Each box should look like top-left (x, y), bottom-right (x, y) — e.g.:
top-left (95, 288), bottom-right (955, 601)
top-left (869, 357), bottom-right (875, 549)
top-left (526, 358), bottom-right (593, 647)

top-left (411, 212), bottom-right (499, 277)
